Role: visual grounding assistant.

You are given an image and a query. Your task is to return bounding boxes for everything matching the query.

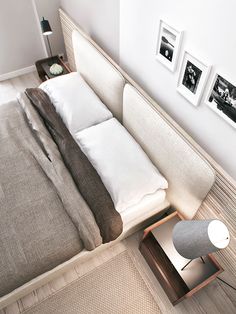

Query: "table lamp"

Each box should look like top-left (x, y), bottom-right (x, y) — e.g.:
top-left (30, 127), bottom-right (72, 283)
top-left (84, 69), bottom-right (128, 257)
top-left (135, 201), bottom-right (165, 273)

top-left (172, 219), bottom-right (230, 270)
top-left (40, 17), bottom-right (63, 75)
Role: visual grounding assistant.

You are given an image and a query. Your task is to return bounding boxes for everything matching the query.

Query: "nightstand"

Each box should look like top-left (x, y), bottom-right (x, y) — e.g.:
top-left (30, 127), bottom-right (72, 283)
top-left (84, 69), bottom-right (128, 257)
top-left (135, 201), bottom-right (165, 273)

top-left (35, 55), bottom-right (71, 82)
top-left (139, 211), bottom-right (223, 305)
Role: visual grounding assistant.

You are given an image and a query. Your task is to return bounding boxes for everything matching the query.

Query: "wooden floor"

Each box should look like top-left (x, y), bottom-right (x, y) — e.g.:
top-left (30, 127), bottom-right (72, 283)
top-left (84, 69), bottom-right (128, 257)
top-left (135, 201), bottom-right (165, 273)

top-left (0, 73), bottom-right (236, 313)
top-left (1, 233), bottom-right (236, 314)
top-left (0, 72), bottom-right (41, 104)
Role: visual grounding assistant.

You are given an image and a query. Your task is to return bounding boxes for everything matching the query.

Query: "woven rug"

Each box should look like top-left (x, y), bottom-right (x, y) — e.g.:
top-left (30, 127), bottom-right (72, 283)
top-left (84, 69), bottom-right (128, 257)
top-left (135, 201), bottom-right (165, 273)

top-left (24, 251), bottom-right (161, 314)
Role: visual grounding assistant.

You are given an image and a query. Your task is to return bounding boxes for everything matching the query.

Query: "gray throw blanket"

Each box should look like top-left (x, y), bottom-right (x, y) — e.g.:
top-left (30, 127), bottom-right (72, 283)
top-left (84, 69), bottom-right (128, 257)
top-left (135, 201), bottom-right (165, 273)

top-left (0, 95), bottom-right (102, 297)
top-left (25, 88), bottom-right (123, 243)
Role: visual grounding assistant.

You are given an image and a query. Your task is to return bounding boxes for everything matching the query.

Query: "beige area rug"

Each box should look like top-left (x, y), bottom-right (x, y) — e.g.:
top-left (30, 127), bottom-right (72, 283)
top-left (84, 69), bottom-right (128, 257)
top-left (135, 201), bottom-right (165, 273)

top-left (23, 251), bottom-right (161, 314)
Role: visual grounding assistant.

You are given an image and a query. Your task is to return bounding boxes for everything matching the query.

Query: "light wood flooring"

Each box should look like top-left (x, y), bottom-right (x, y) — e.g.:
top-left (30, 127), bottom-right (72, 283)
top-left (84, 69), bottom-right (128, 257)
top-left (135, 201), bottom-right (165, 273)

top-left (0, 72), bottom-right (41, 104)
top-left (1, 233), bottom-right (236, 314)
top-left (0, 73), bottom-right (236, 313)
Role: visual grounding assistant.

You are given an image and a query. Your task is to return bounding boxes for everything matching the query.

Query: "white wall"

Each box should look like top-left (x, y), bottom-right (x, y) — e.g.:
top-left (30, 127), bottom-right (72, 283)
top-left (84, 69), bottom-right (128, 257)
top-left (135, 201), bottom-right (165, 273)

top-left (120, 0), bottom-right (236, 180)
top-left (0, 0), bottom-right (46, 76)
top-left (34, 0), bottom-right (65, 58)
top-left (1, 0), bottom-right (234, 179)
top-left (60, 0), bottom-right (120, 63)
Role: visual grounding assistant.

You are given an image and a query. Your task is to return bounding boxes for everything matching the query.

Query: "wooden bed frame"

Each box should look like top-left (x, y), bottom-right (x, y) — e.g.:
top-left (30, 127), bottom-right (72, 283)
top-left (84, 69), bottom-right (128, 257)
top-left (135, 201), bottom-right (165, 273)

top-left (0, 7), bottom-right (235, 310)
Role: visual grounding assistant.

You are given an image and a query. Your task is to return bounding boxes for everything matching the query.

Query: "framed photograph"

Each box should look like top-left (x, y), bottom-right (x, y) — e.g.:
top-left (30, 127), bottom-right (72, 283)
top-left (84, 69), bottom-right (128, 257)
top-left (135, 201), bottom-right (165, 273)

top-left (177, 52), bottom-right (211, 106)
top-left (206, 73), bottom-right (236, 128)
top-left (155, 20), bottom-right (183, 72)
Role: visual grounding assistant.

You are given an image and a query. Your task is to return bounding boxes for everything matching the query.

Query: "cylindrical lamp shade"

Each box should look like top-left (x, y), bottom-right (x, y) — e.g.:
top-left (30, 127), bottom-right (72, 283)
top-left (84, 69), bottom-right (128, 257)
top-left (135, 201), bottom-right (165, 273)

top-left (173, 220), bottom-right (230, 259)
top-left (41, 18), bottom-right (52, 36)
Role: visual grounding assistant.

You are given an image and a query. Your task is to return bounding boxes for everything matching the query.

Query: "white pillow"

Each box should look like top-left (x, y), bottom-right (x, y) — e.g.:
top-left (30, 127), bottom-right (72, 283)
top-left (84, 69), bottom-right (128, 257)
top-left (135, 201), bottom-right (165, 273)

top-left (75, 118), bottom-right (168, 212)
top-left (39, 72), bottom-right (113, 134)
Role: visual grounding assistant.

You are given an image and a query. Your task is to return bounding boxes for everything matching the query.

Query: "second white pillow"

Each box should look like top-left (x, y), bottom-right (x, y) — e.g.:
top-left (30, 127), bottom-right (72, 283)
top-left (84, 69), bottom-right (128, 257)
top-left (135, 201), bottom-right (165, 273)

top-left (75, 118), bottom-right (168, 212)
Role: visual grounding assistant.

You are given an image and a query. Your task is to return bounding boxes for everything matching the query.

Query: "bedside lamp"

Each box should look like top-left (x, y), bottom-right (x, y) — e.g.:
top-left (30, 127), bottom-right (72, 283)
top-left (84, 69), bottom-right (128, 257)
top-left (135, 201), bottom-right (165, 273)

top-left (172, 219), bottom-right (230, 270)
top-left (41, 17), bottom-right (53, 57)
top-left (40, 17), bottom-right (63, 75)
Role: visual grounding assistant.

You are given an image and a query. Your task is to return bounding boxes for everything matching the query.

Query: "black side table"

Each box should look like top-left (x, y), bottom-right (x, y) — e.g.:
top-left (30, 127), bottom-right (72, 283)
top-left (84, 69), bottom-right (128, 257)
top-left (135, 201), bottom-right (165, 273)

top-left (35, 55), bottom-right (71, 82)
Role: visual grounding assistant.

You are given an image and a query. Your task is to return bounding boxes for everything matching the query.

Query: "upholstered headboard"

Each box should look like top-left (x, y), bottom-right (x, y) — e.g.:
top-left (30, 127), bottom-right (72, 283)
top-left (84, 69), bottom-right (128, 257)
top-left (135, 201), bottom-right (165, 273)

top-left (72, 30), bottom-right (125, 121)
top-left (123, 84), bottom-right (215, 219)
top-left (60, 9), bottom-right (216, 219)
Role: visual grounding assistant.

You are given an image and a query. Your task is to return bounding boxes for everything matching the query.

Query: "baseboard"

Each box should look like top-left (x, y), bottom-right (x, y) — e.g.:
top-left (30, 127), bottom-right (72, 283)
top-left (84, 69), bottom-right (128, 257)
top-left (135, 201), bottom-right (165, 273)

top-left (0, 65), bottom-right (36, 82)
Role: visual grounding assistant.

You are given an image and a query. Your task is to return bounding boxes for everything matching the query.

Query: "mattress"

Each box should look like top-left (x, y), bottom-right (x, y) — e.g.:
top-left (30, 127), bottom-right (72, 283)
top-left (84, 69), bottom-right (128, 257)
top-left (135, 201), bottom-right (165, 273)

top-left (121, 189), bottom-right (167, 230)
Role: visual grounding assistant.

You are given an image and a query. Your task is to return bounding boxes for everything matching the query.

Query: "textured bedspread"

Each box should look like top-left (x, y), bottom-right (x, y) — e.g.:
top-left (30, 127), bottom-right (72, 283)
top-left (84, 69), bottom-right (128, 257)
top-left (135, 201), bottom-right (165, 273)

top-left (25, 88), bottom-right (123, 243)
top-left (0, 96), bottom-right (102, 297)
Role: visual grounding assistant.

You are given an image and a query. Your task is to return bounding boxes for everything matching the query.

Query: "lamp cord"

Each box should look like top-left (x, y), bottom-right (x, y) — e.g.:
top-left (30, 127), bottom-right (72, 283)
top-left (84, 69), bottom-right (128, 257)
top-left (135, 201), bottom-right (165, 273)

top-left (217, 277), bottom-right (236, 291)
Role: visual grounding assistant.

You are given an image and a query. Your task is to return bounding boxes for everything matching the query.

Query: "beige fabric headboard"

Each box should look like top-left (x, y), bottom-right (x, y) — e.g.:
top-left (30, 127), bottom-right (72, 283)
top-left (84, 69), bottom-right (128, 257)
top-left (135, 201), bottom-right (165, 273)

top-left (60, 9), bottom-right (216, 219)
top-left (123, 84), bottom-right (215, 219)
top-left (72, 30), bottom-right (125, 121)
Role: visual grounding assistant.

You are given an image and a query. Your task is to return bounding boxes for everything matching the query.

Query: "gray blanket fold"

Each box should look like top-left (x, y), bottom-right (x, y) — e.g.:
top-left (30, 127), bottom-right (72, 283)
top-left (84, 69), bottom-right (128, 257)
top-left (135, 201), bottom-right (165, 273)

top-left (0, 96), bottom-right (102, 297)
top-left (25, 88), bottom-right (123, 243)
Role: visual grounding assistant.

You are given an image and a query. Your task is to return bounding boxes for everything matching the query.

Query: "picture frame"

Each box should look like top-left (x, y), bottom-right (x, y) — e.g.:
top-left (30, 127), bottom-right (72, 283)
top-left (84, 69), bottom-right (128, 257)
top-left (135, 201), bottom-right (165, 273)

top-left (155, 20), bottom-right (183, 72)
top-left (206, 73), bottom-right (236, 129)
top-left (177, 52), bottom-right (211, 107)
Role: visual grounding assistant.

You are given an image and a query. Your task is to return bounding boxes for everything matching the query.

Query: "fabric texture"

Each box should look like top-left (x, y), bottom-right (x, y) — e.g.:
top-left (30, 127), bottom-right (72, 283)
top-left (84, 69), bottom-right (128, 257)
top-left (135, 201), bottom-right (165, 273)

top-left (173, 220), bottom-right (220, 259)
top-left (76, 118), bottom-right (168, 212)
top-left (25, 88), bottom-right (123, 243)
top-left (123, 84), bottom-right (215, 219)
top-left (40, 72), bottom-right (113, 134)
top-left (0, 96), bottom-right (102, 297)
top-left (23, 251), bottom-right (161, 314)
top-left (120, 190), bottom-right (166, 228)
top-left (72, 30), bottom-right (125, 121)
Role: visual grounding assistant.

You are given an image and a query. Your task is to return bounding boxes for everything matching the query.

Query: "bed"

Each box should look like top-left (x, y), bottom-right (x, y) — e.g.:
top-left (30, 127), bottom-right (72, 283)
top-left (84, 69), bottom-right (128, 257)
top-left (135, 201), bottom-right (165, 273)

top-left (0, 12), bottom-right (215, 309)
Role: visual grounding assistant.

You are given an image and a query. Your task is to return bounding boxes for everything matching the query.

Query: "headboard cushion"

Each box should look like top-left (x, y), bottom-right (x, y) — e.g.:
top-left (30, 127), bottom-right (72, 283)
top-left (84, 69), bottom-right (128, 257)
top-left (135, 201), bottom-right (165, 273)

top-left (123, 84), bottom-right (215, 219)
top-left (72, 30), bottom-right (125, 121)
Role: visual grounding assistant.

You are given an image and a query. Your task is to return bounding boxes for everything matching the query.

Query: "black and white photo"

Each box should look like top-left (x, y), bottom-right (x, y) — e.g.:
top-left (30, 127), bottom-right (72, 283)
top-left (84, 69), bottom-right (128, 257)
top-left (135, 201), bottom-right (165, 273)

top-left (156, 20), bottom-right (182, 72)
top-left (159, 28), bottom-right (176, 62)
top-left (207, 74), bottom-right (236, 128)
top-left (177, 52), bottom-right (210, 106)
top-left (182, 61), bottom-right (202, 94)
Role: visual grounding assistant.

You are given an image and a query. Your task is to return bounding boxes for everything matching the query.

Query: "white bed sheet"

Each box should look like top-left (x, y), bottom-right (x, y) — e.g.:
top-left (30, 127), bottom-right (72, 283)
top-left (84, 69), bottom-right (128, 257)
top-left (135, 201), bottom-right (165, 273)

top-left (120, 189), bottom-right (167, 230)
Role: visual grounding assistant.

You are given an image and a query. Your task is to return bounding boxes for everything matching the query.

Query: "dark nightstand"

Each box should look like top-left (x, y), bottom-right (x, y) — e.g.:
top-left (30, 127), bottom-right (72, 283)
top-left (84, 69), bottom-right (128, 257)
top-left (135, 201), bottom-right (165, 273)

top-left (35, 55), bottom-right (71, 82)
top-left (140, 211), bottom-right (223, 305)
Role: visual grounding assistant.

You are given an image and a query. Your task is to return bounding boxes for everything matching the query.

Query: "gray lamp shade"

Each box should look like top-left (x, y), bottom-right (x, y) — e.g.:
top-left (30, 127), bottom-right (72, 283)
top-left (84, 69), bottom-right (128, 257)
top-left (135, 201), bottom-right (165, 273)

top-left (172, 220), bottom-right (230, 260)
